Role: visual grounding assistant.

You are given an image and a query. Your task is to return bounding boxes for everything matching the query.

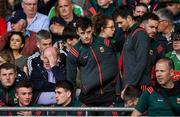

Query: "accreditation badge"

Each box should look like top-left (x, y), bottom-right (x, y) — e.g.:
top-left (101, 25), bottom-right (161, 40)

top-left (100, 47), bottom-right (104, 53)
top-left (177, 98), bottom-right (180, 104)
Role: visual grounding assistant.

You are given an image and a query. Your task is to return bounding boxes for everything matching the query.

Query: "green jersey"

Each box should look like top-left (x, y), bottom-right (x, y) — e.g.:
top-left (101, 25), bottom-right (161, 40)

top-left (166, 51), bottom-right (180, 70)
top-left (135, 86), bottom-right (180, 116)
top-left (166, 51), bottom-right (180, 81)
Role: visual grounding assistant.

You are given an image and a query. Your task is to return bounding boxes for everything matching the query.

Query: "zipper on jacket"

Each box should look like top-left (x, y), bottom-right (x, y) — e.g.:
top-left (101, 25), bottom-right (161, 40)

top-left (6, 90), bottom-right (8, 104)
top-left (90, 47), bottom-right (103, 95)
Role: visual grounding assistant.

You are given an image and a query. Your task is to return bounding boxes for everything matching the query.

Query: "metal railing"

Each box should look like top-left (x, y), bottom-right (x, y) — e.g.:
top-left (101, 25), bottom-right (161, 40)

top-left (0, 107), bottom-right (134, 112)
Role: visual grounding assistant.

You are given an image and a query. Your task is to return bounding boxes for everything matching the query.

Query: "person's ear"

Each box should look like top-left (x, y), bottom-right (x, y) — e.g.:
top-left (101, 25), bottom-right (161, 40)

top-left (178, 4), bottom-right (180, 9)
top-left (21, 2), bottom-right (24, 9)
top-left (66, 39), bottom-right (71, 45)
top-left (67, 91), bottom-right (71, 98)
top-left (76, 29), bottom-right (79, 36)
top-left (101, 26), bottom-right (105, 32)
top-left (170, 69), bottom-right (174, 77)
top-left (57, 56), bottom-right (61, 63)
top-left (15, 92), bottom-right (18, 99)
top-left (127, 15), bottom-right (132, 22)
top-left (140, 23), bottom-right (145, 28)
top-left (36, 42), bottom-right (40, 49)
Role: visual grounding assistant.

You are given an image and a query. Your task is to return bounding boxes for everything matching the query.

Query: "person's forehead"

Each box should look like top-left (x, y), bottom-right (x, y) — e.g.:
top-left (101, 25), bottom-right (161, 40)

top-left (97, 0), bottom-right (110, 2)
top-left (40, 38), bottom-right (52, 43)
top-left (44, 49), bottom-right (57, 56)
top-left (17, 87), bottom-right (32, 92)
top-left (10, 34), bottom-right (22, 39)
top-left (58, 0), bottom-right (71, 4)
top-left (135, 5), bottom-right (147, 10)
top-left (23, 0), bottom-right (38, 3)
top-left (55, 87), bottom-right (66, 92)
top-left (0, 68), bottom-right (15, 73)
top-left (115, 16), bottom-right (125, 21)
top-left (155, 61), bottom-right (169, 68)
top-left (147, 19), bottom-right (158, 25)
top-left (78, 26), bottom-right (92, 32)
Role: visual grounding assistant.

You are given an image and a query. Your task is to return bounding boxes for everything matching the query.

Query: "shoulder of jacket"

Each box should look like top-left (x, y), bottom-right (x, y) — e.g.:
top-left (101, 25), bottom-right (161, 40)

top-left (69, 47), bottom-right (79, 58)
top-left (28, 52), bottom-right (40, 60)
top-left (132, 27), bottom-right (146, 38)
top-left (165, 51), bottom-right (172, 57)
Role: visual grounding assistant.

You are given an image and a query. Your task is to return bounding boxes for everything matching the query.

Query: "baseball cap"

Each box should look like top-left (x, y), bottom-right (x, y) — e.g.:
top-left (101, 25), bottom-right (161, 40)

top-left (9, 10), bottom-right (26, 24)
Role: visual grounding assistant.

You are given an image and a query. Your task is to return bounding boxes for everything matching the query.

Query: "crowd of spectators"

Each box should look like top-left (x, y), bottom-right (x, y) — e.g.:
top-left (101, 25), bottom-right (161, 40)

top-left (0, 0), bottom-right (180, 116)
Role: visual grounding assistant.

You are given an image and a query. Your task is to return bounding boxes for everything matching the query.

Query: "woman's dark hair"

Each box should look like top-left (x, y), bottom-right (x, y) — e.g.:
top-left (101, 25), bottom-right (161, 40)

top-left (5, 31), bottom-right (25, 52)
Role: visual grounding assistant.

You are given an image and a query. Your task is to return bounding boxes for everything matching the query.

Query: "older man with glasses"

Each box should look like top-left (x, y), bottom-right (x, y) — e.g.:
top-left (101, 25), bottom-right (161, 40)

top-left (155, 8), bottom-right (174, 54)
top-left (7, 0), bottom-right (50, 33)
top-left (21, 0), bottom-right (50, 32)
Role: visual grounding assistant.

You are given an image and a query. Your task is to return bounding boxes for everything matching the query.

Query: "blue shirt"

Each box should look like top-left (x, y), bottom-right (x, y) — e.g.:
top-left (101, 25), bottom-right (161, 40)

top-left (26, 12), bottom-right (50, 32)
top-left (7, 12), bottom-right (50, 32)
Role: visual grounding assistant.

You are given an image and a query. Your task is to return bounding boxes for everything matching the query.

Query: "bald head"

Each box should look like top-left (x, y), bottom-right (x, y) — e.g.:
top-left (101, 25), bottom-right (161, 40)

top-left (44, 47), bottom-right (58, 56)
top-left (155, 58), bottom-right (174, 70)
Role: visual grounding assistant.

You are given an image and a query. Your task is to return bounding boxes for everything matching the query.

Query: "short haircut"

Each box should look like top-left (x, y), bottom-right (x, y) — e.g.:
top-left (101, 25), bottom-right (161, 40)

top-left (156, 8), bottom-right (173, 22)
top-left (55, 80), bottom-right (74, 94)
top-left (172, 29), bottom-right (180, 41)
top-left (36, 30), bottom-right (52, 41)
top-left (75, 17), bottom-right (92, 31)
top-left (113, 5), bottom-right (134, 20)
top-left (134, 3), bottom-right (148, 10)
top-left (63, 25), bottom-right (79, 42)
top-left (142, 12), bottom-right (159, 23)
top-left (0, 63), bottom-right (16, 72)
top-left (92, 13), bottom-right (113, 34)
top-left (156, 57), bottom-right (174, 70)
top-left (123, 85), bottom-right (141, 101)
top-left (15, 80), bottom-right (32, 91)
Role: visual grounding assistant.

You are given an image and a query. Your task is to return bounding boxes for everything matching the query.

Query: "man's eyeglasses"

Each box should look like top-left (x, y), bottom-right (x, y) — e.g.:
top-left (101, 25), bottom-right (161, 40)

top-left (23, 1), bottom-right (37, 6)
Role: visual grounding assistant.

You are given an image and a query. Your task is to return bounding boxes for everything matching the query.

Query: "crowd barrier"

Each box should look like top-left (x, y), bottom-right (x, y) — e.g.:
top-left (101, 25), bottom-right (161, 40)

top-left (0, 107), bottom-right (134, 112)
